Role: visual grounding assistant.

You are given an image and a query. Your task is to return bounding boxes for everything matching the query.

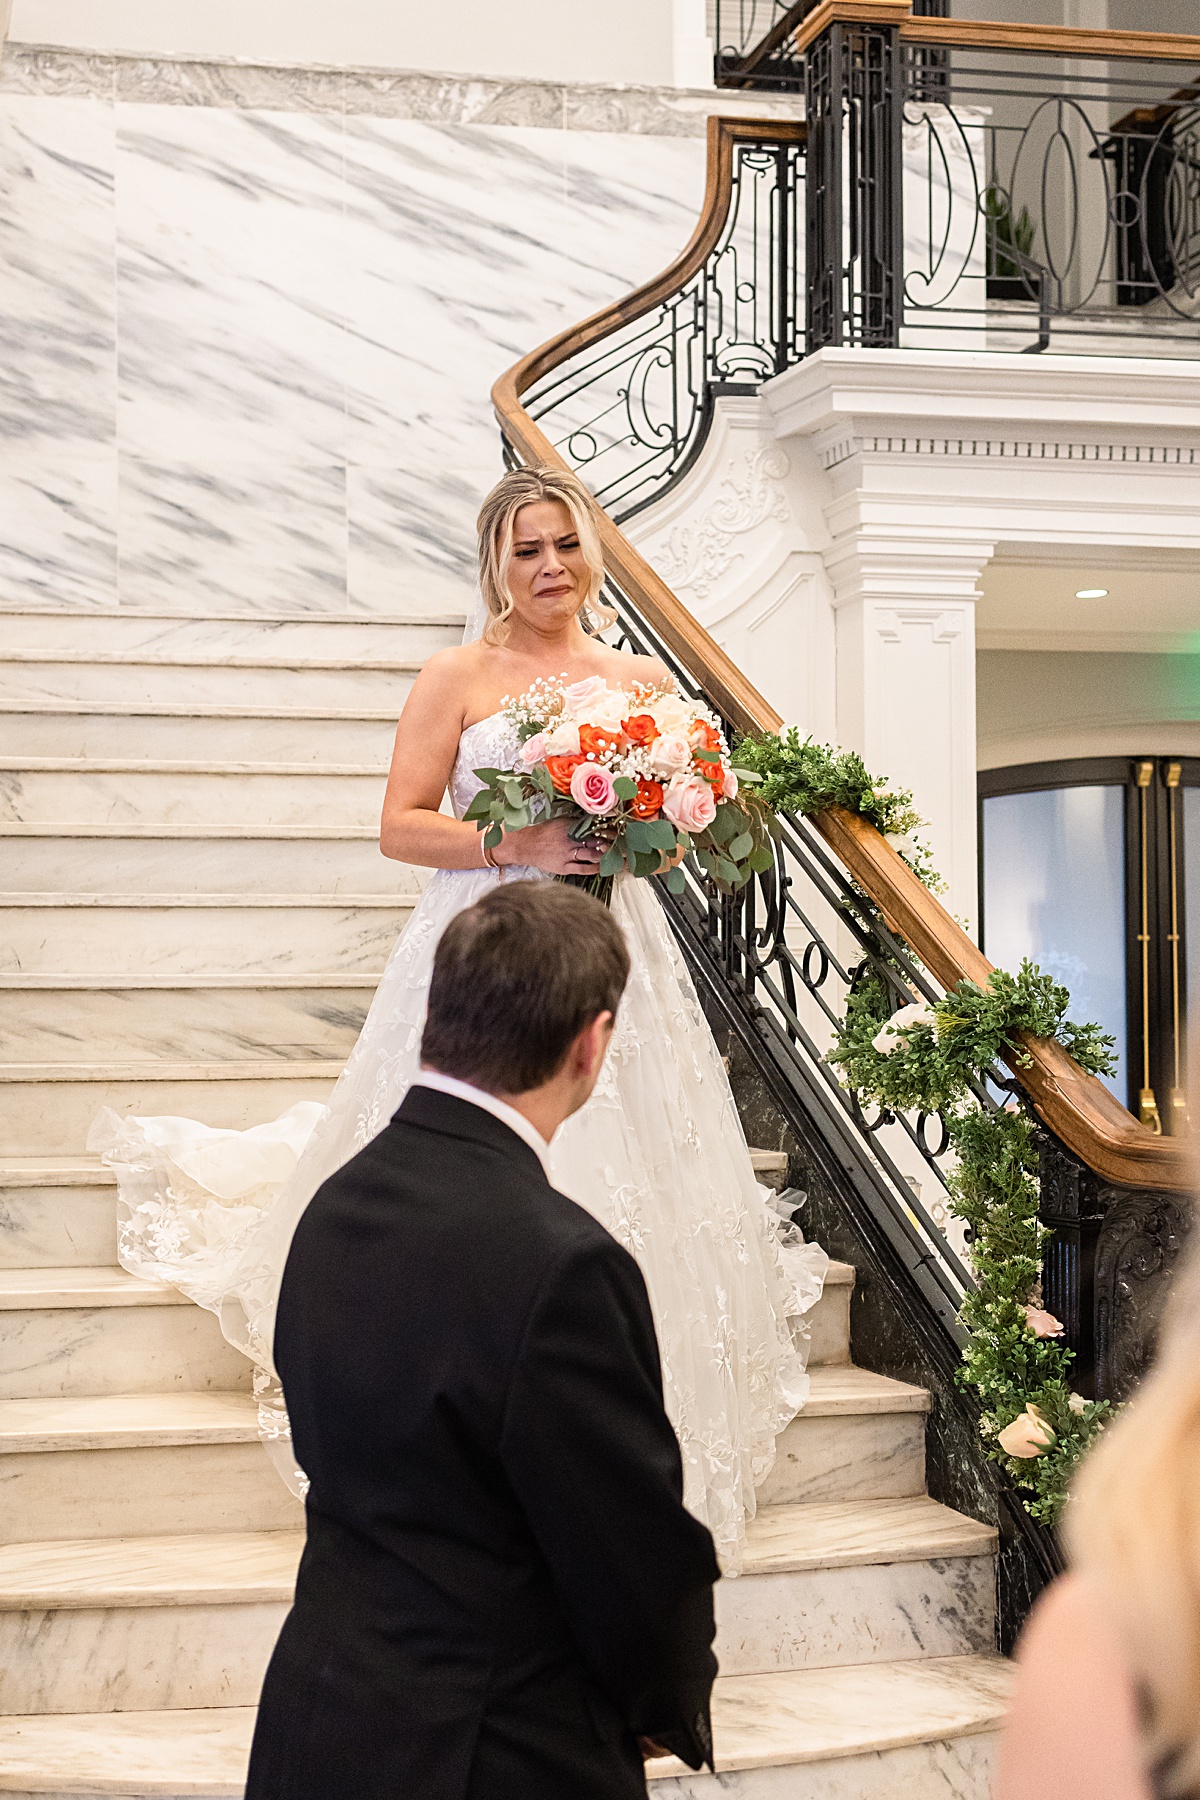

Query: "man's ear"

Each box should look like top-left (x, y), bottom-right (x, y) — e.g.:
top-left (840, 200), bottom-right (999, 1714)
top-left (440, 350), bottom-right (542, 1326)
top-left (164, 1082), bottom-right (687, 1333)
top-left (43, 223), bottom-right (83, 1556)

top-left (578, 1010), bottom-right (614, 1078)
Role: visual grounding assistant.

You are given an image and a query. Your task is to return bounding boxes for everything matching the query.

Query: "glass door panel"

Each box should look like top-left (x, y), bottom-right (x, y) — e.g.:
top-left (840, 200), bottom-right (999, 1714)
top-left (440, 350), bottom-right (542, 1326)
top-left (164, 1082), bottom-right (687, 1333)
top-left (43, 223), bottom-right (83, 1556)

top-left (982, 785), bottom-right (1127, 1101)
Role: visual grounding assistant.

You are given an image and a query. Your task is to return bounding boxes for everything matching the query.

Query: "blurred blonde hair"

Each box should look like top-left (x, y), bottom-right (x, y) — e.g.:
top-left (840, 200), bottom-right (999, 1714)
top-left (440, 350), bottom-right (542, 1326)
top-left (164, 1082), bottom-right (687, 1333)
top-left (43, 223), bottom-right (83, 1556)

top-left (1067, 1194), bottom-right (1200, 1796)
top-left (476, 465), bottom-right (613, 647)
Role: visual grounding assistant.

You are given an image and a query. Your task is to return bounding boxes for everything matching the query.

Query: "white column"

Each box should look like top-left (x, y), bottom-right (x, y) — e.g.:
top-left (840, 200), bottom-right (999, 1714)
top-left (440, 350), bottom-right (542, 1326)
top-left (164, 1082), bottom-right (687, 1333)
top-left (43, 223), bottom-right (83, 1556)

top-left (823, 536), bottom-right (993, 934)
top-left (672, 0), bottom-right (713, 87)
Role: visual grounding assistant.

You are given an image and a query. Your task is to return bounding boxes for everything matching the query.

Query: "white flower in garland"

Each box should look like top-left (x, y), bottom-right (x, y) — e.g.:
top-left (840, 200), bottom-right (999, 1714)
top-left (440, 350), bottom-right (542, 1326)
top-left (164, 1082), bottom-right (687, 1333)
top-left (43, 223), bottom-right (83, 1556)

top-left (871, 1000), bottom-right (938, 1056)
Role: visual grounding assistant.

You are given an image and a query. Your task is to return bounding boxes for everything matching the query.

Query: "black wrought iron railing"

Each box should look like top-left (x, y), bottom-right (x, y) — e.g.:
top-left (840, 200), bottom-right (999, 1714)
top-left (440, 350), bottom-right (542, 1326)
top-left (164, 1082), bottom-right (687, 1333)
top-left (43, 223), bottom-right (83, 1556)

top-left (712, 0), bottom-right (949, 92)
top-left (521, 125), bottom-right (805, 522)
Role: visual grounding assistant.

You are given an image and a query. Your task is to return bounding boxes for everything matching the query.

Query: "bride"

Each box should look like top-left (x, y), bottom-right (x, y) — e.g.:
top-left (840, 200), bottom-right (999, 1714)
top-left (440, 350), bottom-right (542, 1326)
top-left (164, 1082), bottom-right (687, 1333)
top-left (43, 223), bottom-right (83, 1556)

top-left (92, 465), bottom-right (826, 1569)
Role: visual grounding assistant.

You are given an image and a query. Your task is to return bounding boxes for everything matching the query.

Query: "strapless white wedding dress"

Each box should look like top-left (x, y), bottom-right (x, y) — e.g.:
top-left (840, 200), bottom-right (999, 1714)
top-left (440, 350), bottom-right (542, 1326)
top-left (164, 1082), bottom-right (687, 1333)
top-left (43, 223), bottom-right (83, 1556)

top-left (91, 712), bottom-right (827, 1569)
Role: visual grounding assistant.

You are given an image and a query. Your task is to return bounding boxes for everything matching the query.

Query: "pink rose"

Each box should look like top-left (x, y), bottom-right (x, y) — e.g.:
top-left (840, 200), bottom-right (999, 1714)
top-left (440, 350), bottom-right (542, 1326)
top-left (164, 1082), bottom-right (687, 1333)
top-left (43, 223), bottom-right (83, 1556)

top-left (648, 732), bottom-right (692, 778)
top-left (997, 1405), bottom-right (1055, 1459)
top-left (569, 761), bottom-right (618, 816)
top-left (661, 775), bottom-right (717, 834)
top-left (564, 675), bottom-right (609, 714)
top-left (516, 731), bottom-right (547, 771)
top-left (1022, 1305), bottom-right (1064, 1339)
top-left (722, 766), bottom-right (738, 803)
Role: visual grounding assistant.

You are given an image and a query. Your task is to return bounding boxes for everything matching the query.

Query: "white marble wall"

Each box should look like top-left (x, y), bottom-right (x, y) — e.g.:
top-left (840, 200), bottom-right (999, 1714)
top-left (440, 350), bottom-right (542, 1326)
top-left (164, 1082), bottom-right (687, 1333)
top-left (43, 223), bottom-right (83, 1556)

top-left (0, 59), bottom-right (711, 614)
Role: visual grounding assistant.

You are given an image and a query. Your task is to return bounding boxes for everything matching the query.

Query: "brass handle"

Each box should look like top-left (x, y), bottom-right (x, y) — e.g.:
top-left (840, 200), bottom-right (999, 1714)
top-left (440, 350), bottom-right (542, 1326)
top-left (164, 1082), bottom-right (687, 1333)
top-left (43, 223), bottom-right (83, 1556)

top-left (1136, 762), bottom-right (1162, 1134)
top-left (1164, 761), bottom-right (1188, 1136)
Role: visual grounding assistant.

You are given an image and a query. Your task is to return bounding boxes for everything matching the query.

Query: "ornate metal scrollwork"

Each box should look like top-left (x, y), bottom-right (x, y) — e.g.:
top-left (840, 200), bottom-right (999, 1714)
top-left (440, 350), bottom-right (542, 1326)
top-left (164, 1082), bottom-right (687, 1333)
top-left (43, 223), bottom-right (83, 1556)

top-left (1095, 1191), bottom-right (1191, 1401)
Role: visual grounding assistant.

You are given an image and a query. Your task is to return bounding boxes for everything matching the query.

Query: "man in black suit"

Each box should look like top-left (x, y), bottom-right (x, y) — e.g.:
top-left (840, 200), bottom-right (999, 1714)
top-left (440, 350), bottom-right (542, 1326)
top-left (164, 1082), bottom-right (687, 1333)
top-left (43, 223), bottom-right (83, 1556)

top-left (246, 878), bottom-right (720, 1799)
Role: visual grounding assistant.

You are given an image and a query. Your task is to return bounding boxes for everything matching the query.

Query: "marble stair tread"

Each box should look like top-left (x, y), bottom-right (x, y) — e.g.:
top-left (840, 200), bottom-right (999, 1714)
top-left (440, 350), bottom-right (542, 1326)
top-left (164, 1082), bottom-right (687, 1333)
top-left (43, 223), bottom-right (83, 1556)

top-left (0, 1392), bottom-right (262, 1454)
top-left (802, 1366), bottom-right (929, 1416)
top-left (0, 824), bottom-right (381, 839)
top-left (0, 1531), bottom-right (305, 1610)
top-left (739, 1496), bottom-right (996, 1577)
top-left (1, 1062), bottom-right (347, 1083)
top-left (2, 894), bottom-right (410, 909)
top-left (0, 650), bottom-right (425, 672)
top-left (0, 1267), bottom-right (187, 1310)
top-left (650, 1654), bottom-right (1014, 1779)
top-left (0, 1657), bottom-right (1013, 1794)
top-left (0, 1158), bottom-right (115, 1189)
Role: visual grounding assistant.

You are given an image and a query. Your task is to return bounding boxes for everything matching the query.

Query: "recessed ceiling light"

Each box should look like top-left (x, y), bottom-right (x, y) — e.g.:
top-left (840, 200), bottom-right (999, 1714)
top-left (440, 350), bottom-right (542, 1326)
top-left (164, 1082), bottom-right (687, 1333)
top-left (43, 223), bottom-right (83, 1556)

top-left (1075, 587), bottom-right (1108, 599)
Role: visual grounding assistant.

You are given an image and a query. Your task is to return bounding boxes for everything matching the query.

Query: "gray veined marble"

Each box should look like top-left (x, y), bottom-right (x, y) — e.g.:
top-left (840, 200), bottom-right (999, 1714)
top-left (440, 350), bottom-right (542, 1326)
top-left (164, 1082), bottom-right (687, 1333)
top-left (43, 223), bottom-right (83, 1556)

top-left (0, 77), bottom-right (710, 614)
top-left (0, 96), bottom-right (118, 608)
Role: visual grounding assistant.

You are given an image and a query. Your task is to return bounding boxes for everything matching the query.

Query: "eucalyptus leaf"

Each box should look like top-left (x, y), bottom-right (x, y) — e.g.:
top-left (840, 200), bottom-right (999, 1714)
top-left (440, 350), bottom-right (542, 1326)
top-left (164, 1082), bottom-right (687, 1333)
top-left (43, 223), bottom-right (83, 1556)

top-left (727, 831), bottom-right (754, 862)
top-left (613, 775), bottom-right (638, 801)
top-left (599, 845), bottom-right (626, 877)
top-left (664, 866), bottom-right (686, 894)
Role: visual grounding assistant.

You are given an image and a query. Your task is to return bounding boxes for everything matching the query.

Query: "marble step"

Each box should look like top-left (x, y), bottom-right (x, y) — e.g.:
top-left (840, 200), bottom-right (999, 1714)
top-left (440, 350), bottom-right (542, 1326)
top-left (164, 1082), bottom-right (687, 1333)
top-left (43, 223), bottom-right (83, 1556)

top-left (1, 1066), bottom-right (340, 1157)
top-left (0, 895), bottom-right (412, 977)
top-left (0, 825), bottom-right (408, 897)
top-left (0, 1657), bottom-right (1012, 1796)
top-left (0, 1159), bottom-right (119, 1270)
top-left (760, 1367), bottom-right (929, 1505)
top-left (807, 1260), bottom-right (850, 1369)
top-left (0, 706), bottom-right (399, 765)
top-left (0, 656), bottom-right (421, 713)
top-left (0, 765), bottom-right (388, 829)
top-left (0, 606), bottom-right (463, 662)
top-left (0, 1491), bottom-right (995, 1714)
top-left (0, 1531), bottom-right (303, 1716)
top-left (0, 1394), bottom-right (302, 1543)
top-left (716, 1496), bottom-right (996, 1678)
top-left (0, 1266), bottom-right (252, 1400)
top-left (0, 983), bottom-right (378, 1068)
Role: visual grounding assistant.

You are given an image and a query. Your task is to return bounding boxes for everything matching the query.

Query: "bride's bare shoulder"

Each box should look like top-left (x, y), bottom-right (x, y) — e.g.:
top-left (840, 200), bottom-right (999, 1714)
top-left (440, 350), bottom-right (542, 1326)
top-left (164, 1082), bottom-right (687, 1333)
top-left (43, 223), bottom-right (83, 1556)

top-left (411, 642), bottom-right (487, 695)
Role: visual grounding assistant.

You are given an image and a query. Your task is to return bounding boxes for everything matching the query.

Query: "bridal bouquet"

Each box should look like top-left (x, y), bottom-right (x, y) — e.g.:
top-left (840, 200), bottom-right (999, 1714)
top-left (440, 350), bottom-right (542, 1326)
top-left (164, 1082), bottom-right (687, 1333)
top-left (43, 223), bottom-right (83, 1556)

top-left (466, 675), bottom-right (772, 897)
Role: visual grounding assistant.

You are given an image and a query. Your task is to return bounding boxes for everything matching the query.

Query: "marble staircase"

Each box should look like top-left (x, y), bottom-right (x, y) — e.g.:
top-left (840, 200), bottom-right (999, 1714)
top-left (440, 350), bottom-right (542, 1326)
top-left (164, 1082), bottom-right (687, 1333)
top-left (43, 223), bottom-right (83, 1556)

top-left (0, 605), bottom-right (449, 1154)
top-left (0, 603), bottom-right (1011, 1796)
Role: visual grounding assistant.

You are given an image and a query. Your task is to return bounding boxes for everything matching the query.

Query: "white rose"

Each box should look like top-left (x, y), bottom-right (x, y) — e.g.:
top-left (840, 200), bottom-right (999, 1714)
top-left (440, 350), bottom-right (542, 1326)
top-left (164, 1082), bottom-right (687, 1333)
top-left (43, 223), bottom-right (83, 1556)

top-left (543, 719), bottom-right (581, 756)
top-left (648, 692), bottom-right (692, 735)
top-left (648, 732), bottom-right (693, 778)
top-left (576, 689), bottom-right (629, 735)
top-left (563, 675), bottom-right (608, 713)
top-left (871, 1000), bottom-right (938, 1055)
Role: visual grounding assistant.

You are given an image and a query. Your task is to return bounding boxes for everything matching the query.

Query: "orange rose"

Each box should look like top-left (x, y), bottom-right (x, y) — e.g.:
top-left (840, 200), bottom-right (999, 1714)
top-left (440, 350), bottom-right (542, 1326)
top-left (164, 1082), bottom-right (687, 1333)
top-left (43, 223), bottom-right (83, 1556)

top-left (689, 720), bottom-right (721, 752)
top-left (546, 753), bottom-right (585, 794)
top-left (631, 777), bottom-right (664, 819)
top-left (694, 757), bottom-right (724, 796)
top-left (622, 713), bottom-right (660, 747)
top-left (578, 723), bottom-right (626, 760)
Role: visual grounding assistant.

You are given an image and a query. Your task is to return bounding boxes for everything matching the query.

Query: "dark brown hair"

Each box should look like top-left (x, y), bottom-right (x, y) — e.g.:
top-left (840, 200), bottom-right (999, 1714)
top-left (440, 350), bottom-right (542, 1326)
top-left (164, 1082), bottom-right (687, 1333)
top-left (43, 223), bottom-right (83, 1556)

top-left (420, 880), bottom-right (630, 1093)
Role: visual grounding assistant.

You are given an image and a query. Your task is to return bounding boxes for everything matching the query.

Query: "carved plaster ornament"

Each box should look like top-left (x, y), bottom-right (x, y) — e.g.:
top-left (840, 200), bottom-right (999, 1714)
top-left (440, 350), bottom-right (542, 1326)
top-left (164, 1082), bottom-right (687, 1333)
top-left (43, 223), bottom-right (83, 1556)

top-left (654, 447), bottom-right (791, 599)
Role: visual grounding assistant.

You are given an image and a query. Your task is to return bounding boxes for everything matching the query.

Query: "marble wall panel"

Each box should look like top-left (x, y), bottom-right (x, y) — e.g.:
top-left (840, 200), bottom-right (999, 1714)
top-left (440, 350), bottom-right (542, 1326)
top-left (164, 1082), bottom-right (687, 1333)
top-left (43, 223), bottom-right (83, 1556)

top-left (0, 95), bottom-right (118, 606)
top-left (339, 117), bottom-right (704, 611)
top-left (1, 73), bottom-right (707, 614)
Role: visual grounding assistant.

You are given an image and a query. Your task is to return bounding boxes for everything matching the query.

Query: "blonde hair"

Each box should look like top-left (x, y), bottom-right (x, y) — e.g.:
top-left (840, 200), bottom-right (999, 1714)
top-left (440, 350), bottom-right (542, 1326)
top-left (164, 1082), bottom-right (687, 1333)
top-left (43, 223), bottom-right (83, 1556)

top-left (476, 465), bottom-right (614, 647)
top-left (1067, 1201), bottom-right (1200, 1795)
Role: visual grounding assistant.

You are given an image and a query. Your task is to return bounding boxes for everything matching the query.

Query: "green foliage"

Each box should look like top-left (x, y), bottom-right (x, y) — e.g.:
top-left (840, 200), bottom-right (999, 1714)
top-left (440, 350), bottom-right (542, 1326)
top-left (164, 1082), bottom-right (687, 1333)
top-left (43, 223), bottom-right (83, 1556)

top-left (831, 958), bottom-right (1116, 1526)
top-left (733, 730), bottom-right (944, 890)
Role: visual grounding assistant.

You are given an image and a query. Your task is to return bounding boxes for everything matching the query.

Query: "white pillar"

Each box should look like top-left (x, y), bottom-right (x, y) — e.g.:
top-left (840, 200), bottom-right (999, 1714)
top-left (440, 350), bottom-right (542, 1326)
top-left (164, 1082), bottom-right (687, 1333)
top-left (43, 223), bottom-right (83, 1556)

top-left (672, 0), bottom-right (713, 87)
top-left (823, 535), bottom-right (993, 934)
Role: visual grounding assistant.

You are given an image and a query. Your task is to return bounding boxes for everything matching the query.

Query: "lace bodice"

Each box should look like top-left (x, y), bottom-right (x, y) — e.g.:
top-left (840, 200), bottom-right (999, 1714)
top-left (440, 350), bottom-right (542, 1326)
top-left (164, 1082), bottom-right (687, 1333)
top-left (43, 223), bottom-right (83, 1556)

top-left (450, 712), bottom-right (519, 820)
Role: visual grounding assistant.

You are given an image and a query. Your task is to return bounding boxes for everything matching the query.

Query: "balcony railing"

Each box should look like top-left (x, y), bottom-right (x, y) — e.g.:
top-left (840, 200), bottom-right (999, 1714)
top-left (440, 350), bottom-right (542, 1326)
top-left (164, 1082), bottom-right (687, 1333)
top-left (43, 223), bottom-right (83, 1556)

top-left (723, 0), bottom-right (1200, 354)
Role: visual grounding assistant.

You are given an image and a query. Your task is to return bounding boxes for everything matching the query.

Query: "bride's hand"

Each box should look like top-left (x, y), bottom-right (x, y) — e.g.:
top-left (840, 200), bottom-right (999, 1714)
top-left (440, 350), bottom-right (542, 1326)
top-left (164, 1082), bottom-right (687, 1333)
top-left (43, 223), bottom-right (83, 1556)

top-left (493, 815), bottom-right (605, 877)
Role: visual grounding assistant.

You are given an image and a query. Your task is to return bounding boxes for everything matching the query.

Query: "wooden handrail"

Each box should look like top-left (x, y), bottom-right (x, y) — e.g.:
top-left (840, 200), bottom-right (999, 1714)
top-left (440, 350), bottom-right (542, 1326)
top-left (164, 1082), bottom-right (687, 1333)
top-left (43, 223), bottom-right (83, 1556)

top-left (786, 0), bottom-right (1200, 62)
top-left (491, 115), bottom-right (1193, 1196)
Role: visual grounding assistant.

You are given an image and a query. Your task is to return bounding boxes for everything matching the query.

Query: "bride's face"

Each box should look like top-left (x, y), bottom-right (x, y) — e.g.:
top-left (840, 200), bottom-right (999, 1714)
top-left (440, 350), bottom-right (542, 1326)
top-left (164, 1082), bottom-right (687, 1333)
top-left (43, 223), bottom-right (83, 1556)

top-left (504, 500), bottom-right (590, 633)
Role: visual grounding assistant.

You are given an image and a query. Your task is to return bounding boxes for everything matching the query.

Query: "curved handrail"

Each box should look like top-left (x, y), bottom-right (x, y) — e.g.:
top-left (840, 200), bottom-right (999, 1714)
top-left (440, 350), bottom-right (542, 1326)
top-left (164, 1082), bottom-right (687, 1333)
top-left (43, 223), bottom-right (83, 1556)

top-left (492, 116), bottom-right (1192, 1196)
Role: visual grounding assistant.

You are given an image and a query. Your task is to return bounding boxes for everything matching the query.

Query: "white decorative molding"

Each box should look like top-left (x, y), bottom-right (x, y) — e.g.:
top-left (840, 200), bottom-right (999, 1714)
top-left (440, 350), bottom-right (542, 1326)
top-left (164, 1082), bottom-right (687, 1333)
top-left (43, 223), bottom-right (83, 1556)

top-left (654, 447), bottom-right (791, 598)
top-left (820, 436), bottom-right (1200, 472)
top-left (0, 41), bottom-right (798, 129)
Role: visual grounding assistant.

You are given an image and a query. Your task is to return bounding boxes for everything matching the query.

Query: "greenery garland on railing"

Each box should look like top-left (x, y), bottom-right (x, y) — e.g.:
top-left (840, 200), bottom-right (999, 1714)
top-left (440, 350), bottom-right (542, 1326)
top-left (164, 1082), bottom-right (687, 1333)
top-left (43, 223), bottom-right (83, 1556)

top-left (733, 731), bottom-right (1119, 1524)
